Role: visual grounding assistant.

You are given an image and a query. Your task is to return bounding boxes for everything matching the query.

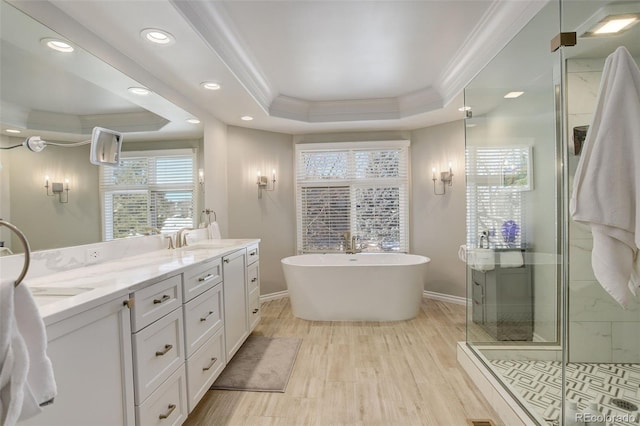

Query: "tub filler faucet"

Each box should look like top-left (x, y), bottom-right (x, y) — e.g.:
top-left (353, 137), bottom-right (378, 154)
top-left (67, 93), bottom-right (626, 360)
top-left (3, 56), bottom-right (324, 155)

top-left (343, 232), bottom-right (361, 254)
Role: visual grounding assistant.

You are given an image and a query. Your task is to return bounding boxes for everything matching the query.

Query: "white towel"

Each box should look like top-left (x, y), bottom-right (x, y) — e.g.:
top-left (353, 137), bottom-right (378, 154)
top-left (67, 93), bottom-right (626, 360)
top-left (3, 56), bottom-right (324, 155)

top-left (499, 251), bottom-right (524, 268)
top-left (208, 222), bottom-right (222, 240)
top-left (570, 46), bottom-right (640, 307)
top-left (0, 280), bottom-right (57, 425)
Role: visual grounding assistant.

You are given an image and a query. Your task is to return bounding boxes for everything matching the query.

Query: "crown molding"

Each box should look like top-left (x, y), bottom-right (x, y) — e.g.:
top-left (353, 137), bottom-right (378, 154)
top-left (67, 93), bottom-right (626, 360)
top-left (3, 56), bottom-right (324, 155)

top-left (435, 0), bottom-right (549, 105)
top-left (170, 0), bottom-right (275, 113)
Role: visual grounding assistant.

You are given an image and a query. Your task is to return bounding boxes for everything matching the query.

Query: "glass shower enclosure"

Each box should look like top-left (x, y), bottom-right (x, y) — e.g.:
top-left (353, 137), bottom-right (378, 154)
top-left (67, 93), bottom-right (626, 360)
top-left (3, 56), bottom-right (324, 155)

top-left (464, 0), bottom-right (640, 424)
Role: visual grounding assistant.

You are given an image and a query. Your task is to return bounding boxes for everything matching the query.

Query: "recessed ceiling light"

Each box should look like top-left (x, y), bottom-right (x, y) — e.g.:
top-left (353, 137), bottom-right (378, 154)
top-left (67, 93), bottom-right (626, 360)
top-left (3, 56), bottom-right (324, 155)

top-left (577, 3), bottom-right (640, 37)
top-left (140, 28), bottom-right (175, 45)
top-left (241, 116), bottom-right (254, 121)
top-left (41, 38), bottom-right (74, 53)
top-left (201, 82), bottom-right (221, 91)
top-left (458, 106), bottom-right (471, 112)
top-left (187, 118), bottom-right (201, 124)
top-left (128, 87), bottom-right (151, 96)
top-left (5, 129), bottom-right (21, 134)
top-left (593, 16), bottom-right (638, 34)
top-left (504, 91), bottom-right (524, 99)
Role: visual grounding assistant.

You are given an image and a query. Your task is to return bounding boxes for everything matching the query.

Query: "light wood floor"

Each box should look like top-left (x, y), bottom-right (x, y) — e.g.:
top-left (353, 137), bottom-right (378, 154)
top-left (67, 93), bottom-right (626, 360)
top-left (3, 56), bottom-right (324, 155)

top-left (184, 298), bottom-right (501, 426)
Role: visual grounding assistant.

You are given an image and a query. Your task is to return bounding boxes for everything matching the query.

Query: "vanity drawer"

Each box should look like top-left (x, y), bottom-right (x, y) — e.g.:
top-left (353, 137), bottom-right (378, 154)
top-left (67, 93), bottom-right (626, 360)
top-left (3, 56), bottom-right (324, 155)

top-left (249, 288), bottom-right (261, 332)
top-left (136, 364), bottom-right (187, 426)
top-left (183, 257), bottom-right (222, 302)
top-left (246, 243), bottom-right (259, 265)
top-left (132, 275), bottom-right (182, 332)
top-left (133, 308), bottom-right (185, 404)
top-left (186, 328), bottom-right (225, 413)
top-left (183, 283), bottom-right (224, 357)
top-left (247, 263), bottom-right (259, 294)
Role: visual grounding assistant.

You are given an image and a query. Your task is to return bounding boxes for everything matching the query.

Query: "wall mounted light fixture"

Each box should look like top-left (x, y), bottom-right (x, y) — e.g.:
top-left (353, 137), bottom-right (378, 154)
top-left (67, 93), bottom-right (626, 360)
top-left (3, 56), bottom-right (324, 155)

top-left (432, 163), bottom-right (453, 195)
top-left (45, 175), bottom-right (69, 203)
top-left (198, 168), bottom-right (205, 191)
top-left (256, 169), bottom-right (276, 199)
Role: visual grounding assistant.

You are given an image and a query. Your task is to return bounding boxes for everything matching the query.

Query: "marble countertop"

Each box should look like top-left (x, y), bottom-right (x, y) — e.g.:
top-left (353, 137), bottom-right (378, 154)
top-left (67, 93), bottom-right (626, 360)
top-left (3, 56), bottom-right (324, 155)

top-left (24, 239), bottom-right (259, 325)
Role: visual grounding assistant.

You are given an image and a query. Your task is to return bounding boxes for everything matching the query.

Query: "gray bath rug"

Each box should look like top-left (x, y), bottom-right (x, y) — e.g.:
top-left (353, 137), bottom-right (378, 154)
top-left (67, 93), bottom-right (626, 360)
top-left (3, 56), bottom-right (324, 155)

top-left (211, 336), bottom-right (302, 392)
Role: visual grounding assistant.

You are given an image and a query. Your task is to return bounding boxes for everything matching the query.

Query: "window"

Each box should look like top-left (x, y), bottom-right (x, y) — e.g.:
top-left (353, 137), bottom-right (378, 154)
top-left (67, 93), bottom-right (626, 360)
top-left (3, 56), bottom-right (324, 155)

top-left (295, 141), bottom-right (409, 253)
top-left (466, 146), bottom-right (530, 248)
top-left (100, 149), bottom-right (196, 240)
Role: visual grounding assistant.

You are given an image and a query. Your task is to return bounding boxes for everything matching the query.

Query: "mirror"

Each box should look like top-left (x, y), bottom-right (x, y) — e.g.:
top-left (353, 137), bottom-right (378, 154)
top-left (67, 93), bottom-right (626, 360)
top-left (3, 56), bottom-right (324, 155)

top-left (90, 127), bottom-right (123, 166)
top-left (0, 0), bottom-right (203, 254)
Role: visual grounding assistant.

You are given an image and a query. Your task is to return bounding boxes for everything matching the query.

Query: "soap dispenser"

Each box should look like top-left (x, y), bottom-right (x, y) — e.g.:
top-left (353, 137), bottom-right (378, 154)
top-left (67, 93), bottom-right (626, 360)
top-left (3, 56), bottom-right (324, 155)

top-left (583, 401), bottom-right (605, 426)
top-left (564, 400), bottom-right (585, 426)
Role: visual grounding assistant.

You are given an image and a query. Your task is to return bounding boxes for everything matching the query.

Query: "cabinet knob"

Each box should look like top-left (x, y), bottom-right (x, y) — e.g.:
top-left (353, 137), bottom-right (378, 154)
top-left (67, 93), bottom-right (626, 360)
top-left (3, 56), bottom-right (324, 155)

top-left (153, 294), bottom-right (171, 305)
top-left (251, 277), bottom-right (258, 283)
top-left (252, 308), bottom-right (259, 314)
top-left (202, 357), bottom-right (218, 371)
top-left (200, 311), bottom-right (214, 322)
top-left (122, 298), bottom-right (135, 309)
top-left (224, 258), bottom-right (230, 264)
top-left (158, 404), bottom-right (176, 420)
top-left (155, 344), bottom-right (173, 357)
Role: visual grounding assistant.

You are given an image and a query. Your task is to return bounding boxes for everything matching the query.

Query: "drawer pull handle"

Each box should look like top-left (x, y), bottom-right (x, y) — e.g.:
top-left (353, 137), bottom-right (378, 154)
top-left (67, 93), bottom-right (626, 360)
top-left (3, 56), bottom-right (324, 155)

top-left (252, 308), bottom-right (259, 314)
top-left (250, 251), bottom-right (256, 256)
top-left (251, 277), bottom-right (258, 283)
top-left (155, 344), bottom-right (173, 357)
top-left (153, 295), bottom-right (171, 305)
top-left (202, 357), bottom-right (218, 371)
top-left (198, 273), bottom-right (215, 282)
top-left (200, 311), bottom-right (214, 322)
top-left (158, 404), bottom-right (176, 420)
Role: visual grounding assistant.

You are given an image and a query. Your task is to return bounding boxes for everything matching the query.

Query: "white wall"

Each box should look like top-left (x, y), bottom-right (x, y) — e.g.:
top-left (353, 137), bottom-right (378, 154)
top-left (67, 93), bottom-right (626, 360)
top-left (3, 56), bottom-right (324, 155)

top-left (226, 125), bottom-right (295, 295)
top-left (203, 118), bottom-right (229, 237)
top-left (410, 121), bottom-right (467, 298)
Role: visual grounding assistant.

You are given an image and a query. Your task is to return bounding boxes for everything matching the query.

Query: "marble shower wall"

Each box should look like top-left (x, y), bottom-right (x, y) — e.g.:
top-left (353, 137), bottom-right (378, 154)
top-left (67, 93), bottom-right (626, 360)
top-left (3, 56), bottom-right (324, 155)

top-left (567, 58), bottom-right (640, 363)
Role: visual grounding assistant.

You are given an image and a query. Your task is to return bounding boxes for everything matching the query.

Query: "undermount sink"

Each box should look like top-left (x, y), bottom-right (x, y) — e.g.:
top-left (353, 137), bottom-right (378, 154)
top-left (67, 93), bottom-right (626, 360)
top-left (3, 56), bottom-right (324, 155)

top-left (183, 243), bottom-right (232, 251)
top-left (28, 286), bottom-right (94, 307)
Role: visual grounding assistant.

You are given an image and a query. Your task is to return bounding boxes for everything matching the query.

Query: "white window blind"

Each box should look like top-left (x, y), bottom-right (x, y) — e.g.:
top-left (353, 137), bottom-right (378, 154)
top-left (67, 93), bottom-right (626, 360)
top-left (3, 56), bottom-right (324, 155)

top-left (295, 141), bottom-right (409, 253)
top-left (466, 146), bottom-right (528, 248)
top-left (100, 149), bottom-right (196, 240)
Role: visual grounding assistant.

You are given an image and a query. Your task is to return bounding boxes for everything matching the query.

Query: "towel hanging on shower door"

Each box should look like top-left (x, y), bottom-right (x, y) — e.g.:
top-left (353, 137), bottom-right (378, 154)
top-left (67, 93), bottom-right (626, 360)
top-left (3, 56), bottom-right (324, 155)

top-left (570, 46), bottom-right (640, 307)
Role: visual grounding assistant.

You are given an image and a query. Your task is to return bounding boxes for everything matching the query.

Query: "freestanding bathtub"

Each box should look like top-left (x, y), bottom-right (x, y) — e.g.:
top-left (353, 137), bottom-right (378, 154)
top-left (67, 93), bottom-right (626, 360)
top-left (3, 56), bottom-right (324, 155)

top-left (281, 253), bottom-right (430, 321)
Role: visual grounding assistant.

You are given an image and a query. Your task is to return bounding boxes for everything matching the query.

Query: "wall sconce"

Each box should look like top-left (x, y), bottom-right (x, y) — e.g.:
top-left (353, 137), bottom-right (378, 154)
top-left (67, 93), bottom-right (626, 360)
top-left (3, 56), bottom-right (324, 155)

top-left (432, 163), bottom-right (453, 195)
top-left (198, 168), bottom-right (205, 191)
top-left (44, 175), bottom-right (69, 203)
top-left (256, 169), bottom-right (276, 199)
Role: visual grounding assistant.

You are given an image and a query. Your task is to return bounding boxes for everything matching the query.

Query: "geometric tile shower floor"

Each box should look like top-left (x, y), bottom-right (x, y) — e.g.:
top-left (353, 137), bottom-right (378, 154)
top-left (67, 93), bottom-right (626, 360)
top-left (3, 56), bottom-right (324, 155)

top-left (488, 360), bottom-right (640, 425)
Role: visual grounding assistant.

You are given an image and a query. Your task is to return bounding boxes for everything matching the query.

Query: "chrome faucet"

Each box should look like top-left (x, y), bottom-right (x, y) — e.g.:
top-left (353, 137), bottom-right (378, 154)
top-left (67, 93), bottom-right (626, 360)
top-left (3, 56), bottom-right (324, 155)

top-left (343, 232), bottom-right (361, 254)
top-left (176, 227), bottom-right (194, 248)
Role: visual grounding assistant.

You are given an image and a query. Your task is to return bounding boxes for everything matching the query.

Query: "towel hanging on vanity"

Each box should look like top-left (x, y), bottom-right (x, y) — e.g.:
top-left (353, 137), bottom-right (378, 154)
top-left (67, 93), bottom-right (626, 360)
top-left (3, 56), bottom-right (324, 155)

top-left (0, 279), bottom-right (57, 425)
top-left (570, 46), bottom-right (640, 307)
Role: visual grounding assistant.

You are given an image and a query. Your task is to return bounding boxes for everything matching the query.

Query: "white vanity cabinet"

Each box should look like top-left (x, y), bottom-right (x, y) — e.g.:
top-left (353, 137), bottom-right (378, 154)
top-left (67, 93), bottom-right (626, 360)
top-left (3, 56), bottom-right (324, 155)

top-left (181, 258), bottom-right (226, 412)
top-left (246, 243), bottom-right (261, 332)
top-left (130, 274), bottom-right (187, 426)
top-left (222, 249), bottom-right (248, 360)
top-left (20, 295), bottom-right (135, 426)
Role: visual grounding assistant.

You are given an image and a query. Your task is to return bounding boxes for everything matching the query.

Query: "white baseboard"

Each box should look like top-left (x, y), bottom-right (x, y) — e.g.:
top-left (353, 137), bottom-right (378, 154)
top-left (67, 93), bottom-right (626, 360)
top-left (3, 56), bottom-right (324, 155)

top-left (423, 290), bottom-right (467, 305)
top-left (260, 289), bottom-right (466, 305)
top-left (260, 290), bottom-right (288, 302)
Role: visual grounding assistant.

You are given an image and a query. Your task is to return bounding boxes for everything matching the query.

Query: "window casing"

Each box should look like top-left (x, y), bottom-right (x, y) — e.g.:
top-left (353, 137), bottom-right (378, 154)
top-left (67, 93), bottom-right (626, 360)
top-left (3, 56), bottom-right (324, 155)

top-left (295, 141), bottom-right (409, 253)
top-left (100, 149), bottom-right (196, 240)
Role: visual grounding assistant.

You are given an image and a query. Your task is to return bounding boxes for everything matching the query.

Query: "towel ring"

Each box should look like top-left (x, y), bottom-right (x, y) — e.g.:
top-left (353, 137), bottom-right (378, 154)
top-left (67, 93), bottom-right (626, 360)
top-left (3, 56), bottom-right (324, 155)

top-left (0, 219), bottom-right (31, 287)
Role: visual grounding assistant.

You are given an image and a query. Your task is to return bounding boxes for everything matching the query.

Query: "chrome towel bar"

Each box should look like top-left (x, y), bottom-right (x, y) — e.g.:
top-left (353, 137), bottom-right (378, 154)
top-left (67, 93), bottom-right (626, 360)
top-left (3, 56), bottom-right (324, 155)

top-left (0, 219), bottom-right (31, 286)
